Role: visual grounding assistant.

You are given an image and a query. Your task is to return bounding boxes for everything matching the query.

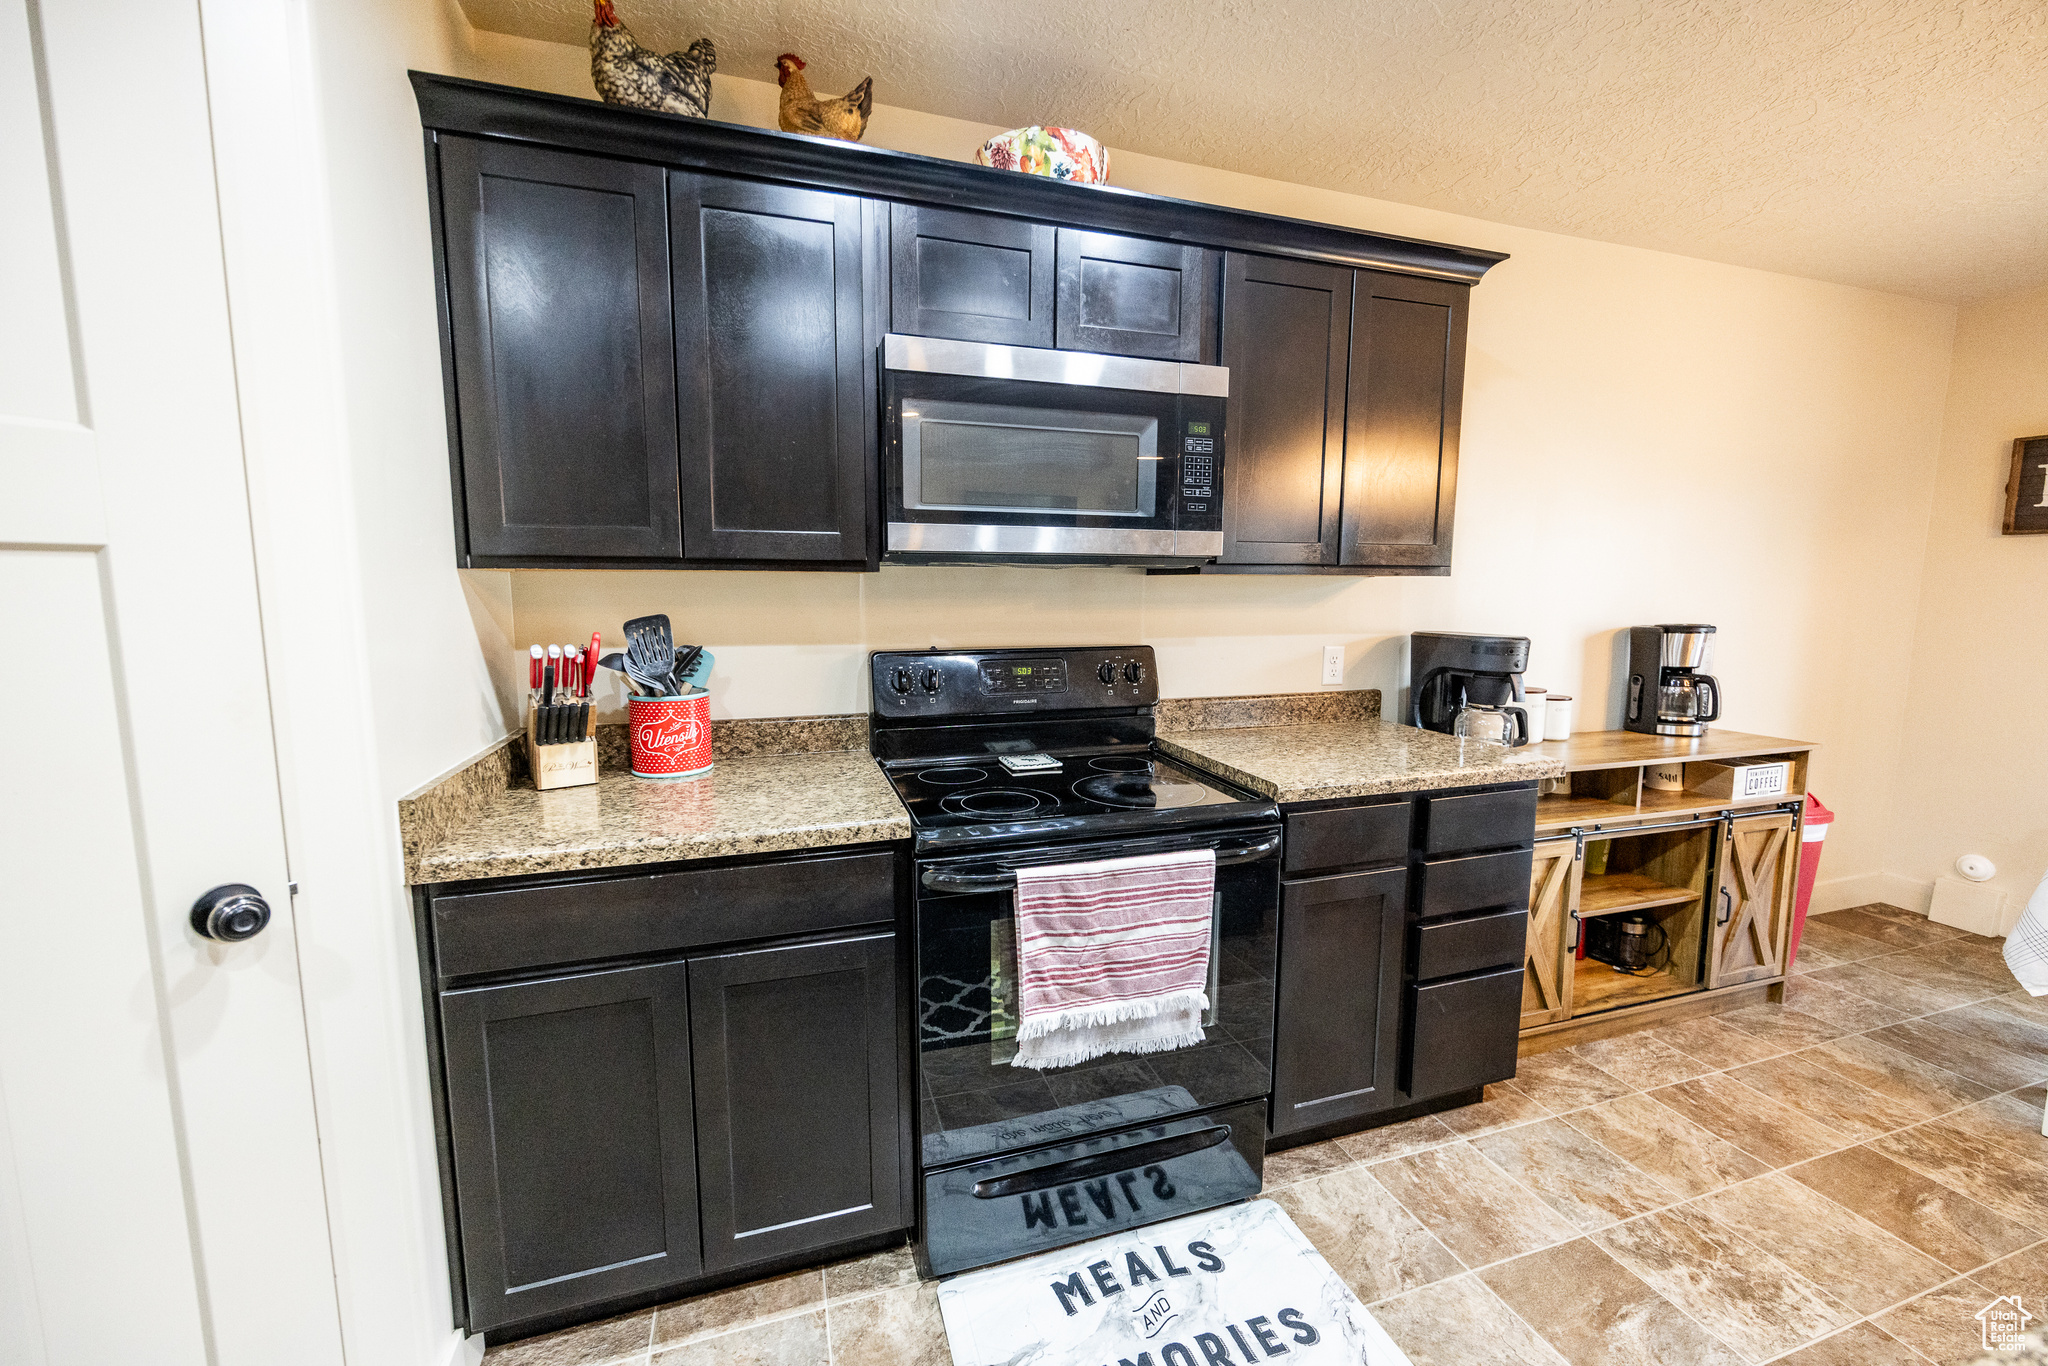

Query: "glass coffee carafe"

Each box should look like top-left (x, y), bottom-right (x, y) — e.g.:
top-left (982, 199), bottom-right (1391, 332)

top-left (1656, 674), bottom-right (1719, 732)
top-left (1453, 700), bottom-right (1527, 748)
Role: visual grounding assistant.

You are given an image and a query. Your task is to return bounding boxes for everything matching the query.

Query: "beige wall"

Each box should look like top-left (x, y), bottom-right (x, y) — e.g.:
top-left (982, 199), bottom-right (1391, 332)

top-left (472, 33), bottom-right (1953, 894)
top-left (1877, 283), bottom-right (2048, 926)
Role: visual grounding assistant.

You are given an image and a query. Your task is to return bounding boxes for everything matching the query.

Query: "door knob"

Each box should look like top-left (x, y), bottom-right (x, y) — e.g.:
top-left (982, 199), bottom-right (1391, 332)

top-left (191, 884), bottom-right (272, 942)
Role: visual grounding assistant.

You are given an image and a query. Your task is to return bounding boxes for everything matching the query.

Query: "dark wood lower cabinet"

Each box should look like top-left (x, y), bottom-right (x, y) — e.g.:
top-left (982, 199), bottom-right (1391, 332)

top-left (441, 961), bottom-right (702, 1333)
top-left (1270, 866), bottom-right (1406, 1136)
top-left (688, 932), bottom-right (907, 1273)
top-left (423, 848), bottom-right (909, 1339)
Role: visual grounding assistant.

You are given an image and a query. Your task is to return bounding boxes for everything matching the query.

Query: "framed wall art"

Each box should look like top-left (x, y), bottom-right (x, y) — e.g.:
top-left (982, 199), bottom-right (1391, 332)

top-left (2004, 435), bottom-right (2048, 535)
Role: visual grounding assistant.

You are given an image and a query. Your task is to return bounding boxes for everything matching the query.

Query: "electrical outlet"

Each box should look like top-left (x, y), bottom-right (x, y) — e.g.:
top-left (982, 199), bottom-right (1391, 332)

top-left (1321, 645), bottom-right (1345, 685)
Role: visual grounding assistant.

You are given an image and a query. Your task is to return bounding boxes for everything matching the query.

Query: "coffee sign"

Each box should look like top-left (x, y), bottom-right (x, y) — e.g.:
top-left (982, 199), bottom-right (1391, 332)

top-left (2004, 435), bottom-right (2048, 535)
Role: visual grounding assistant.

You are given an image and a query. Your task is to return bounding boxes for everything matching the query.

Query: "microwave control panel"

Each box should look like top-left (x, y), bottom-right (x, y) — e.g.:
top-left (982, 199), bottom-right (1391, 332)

top-left (1175, 403), bottom-right (1225, 530)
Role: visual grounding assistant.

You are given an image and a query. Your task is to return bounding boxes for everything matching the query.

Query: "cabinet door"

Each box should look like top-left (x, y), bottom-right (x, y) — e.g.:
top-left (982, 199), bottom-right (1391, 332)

top-left (890, 204), bottom-right (1055, 346)
top-left (1218, 254), bottom-right (1351, 565)
top-left (1054, 229), bottom-right (1213, 361)
top-left (670, 175), bottom-right (872, 564)
top-left (1708, 812), bottom-right (1797, 987)
top-left (441, 961), bottom-right (700, 1333)
top-left (1524, 837), bottom-right (1579, 1028)
top-left (1270, 867), bottom-right (1406, 1135)
top-left (1341, 271), bottom-right (1468, 568)
top-left (438, 137), bottom-right (681, 561)
top-left (689, 932), bottom-right (907, 1273)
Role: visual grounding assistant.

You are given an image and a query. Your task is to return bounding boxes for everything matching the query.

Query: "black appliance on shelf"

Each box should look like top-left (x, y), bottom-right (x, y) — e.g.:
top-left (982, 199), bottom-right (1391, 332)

top-left (1625, 624), bottom-right (1722, 737)
top-left (870, 645), bottom-right (1280, 1276)
top-left (881, 336), bottom-right (1228, 567)
top-left (1409, 631), bottom-right (1534, 745)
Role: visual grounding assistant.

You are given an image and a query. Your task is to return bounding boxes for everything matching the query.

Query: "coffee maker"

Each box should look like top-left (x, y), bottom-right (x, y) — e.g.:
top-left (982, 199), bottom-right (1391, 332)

top-left (1625, 624), bottom-right (1722, 737)
top-left (1410, 632), bottom-right (1535, 746)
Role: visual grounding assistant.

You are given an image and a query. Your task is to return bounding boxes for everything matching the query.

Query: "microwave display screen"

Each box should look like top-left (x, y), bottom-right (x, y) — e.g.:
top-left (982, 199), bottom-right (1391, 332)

top-left (903, 400), bottom-right (1158, 518)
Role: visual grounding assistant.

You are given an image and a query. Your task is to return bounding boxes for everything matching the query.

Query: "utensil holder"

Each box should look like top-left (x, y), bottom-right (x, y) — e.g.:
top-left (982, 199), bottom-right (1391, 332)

top-left (629, 690), bottom-right (712, 779)
top-left (526, 702), bottom-right (597, 791)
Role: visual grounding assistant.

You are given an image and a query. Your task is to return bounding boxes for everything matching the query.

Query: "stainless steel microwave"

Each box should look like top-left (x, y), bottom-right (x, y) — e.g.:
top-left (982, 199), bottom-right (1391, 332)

top-left (881, 335), bottom-right (1228, 566)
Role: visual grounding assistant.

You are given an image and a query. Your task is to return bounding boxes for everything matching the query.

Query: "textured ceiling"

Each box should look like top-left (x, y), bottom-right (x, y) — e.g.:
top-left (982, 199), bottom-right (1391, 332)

top-left (462, 0), bottom-right (2048, 302)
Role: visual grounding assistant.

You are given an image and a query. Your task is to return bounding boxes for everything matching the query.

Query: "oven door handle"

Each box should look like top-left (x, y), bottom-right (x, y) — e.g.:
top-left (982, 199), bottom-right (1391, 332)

top-left (920, 833), bottom-right (1280, 894)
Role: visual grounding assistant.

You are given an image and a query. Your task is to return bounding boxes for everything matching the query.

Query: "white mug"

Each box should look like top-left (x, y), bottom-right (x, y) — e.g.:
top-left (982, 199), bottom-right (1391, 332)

top-left (1646, 762), bottom-right (1685, 791)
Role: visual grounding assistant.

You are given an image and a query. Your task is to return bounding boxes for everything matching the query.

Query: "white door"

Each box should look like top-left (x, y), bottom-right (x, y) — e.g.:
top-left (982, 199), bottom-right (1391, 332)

top-left (0, 2), bottom-right (345, 1363)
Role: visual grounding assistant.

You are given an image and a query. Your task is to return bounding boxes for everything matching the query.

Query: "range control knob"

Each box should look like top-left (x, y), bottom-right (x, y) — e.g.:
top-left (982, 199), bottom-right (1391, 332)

top-left (1124, 660), bottom-right (1146, 685)
top-left (1098, 661), bottom-right (1118, 685)
top-left (190, 884), bottom-right (272, 942)
top-left (919, 665), bottom-right (943, 694)
top-left (890, 665), bottom-right (914, 695)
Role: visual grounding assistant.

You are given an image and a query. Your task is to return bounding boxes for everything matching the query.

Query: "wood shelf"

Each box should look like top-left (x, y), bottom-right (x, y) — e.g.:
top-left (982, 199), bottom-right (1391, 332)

top-left (1528, 729), bottom-right (1818, 774)
top-left (1573, 959), bottom-right (1697, 1013)
top-left (1579, 873), bottom-right (1701, 918)
top-left (1534, 794), bottom-right (1637, 832)
top-left (1535, 787), bottom-right (1800, 834)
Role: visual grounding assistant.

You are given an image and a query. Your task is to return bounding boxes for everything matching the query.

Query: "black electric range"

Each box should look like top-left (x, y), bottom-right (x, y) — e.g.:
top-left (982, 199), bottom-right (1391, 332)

top-left (871, 646), bottom-right (1281, 1276)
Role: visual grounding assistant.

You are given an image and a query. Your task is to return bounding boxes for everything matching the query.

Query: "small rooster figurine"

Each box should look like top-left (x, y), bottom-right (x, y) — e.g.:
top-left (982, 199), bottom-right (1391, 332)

top-left (590, 0), bottom-right (715, 119)
top-left (774, 54), bottom-right (872, 142)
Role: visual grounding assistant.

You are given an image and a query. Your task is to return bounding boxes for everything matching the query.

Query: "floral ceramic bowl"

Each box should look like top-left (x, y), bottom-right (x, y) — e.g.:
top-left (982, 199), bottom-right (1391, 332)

top-left (974, 126), bottom-right (1109, 184)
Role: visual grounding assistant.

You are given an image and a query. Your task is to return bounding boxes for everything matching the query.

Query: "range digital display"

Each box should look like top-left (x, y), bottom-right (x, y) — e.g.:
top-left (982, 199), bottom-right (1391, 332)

top-left (978, 659), bottom-right (1068, 695)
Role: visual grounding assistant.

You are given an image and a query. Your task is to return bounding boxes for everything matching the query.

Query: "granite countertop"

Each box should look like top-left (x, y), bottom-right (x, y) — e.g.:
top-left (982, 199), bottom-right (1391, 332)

top-left (401, 716), bottom-right (910, 884)
top-left (1160, 718), bottom-right (1566, 803)
top-left (399, 692), bottom-right (1540, 884)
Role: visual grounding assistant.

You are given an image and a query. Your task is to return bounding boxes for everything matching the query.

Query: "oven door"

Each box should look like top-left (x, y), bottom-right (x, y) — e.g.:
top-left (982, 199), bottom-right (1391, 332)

top-left (914, 823), bottom-right (1279, 1172)
top-left (884, 335), bottom-right (1226, 565)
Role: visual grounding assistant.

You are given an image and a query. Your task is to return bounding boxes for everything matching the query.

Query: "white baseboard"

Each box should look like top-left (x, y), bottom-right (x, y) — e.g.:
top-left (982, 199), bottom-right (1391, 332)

top-left (1809, 872), bottom-right (1933, 917)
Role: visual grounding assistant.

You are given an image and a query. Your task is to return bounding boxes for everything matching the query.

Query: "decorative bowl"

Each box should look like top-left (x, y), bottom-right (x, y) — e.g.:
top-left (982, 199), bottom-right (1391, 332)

top-left (974, 126), bottom-right (1109, 184)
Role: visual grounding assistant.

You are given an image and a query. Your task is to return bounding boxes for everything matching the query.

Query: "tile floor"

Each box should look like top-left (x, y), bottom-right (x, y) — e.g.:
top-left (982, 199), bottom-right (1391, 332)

top-left (484, 904), bottom-right (2047, 1366)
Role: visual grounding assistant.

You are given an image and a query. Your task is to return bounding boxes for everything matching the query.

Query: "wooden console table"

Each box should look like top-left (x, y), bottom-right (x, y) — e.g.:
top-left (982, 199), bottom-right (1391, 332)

top-left (1518, 729), bottom-right (1817, 1054)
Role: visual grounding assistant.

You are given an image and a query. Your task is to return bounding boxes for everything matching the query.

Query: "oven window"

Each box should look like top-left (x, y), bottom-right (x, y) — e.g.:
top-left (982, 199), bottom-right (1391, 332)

top-left (903, 400), bottom-right (1159, 518)
top-left (918, 861), bottom-right (1276, 1163)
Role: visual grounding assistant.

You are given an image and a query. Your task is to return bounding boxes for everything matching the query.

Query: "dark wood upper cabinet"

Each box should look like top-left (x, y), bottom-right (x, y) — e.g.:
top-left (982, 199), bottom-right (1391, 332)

top-left (669, 174), bottom-right (874, 565)
top-left (440, 960), bottom-right (701, 1333)
top-left (1217, 254), bottom-right (1352, 566)
top-left (1342, 271), bottom-right (1467, 568)
top-left (1270, 866), bottom-right (1407, 1135)
top-left (889, 203), bottom-right (1055, 347)
top-left (1054, 229), bottom-right (1214, 361)
top-left (688, 932), bottom-right (906, 1274)
top-left (437, 137), bottom-right (681, 561)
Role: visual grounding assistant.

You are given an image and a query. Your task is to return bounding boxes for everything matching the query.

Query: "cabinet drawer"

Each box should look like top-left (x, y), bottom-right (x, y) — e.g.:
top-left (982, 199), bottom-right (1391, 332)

top-left (1405, 965), bottom-right (1521, 1099)
top-left (1284, 800), bottom-right (1411, 875)
top-left (1416, 847), bottom-right (1533, 920)
top-left (1412, 907), bottom-right (1528, 981)
top-left (1420, 786), bottom-right (1538, 856)
top-left (432, 851), bottom-right (897, 980)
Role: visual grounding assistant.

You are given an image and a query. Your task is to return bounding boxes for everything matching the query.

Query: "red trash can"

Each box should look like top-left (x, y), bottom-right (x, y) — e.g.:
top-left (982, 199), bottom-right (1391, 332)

top-left (1788, 794), bottom-right (1834, 968)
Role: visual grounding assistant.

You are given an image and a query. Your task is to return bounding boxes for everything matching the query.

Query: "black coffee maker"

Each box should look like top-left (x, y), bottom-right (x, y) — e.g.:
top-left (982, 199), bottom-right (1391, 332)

top-left (1410, 632), bottom-right (1534, 746)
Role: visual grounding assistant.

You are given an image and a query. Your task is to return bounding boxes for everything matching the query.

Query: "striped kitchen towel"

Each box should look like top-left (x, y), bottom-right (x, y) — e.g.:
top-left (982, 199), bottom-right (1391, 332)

top-left (2005, 864), bottom-right (2048, 996)
top-left (1010, 848), bottom-right (1215, 1070)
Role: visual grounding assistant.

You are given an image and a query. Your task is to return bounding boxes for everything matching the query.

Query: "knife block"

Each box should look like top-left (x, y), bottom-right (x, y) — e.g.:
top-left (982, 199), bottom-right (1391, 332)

top-left (526, 705), bottom-right (597, 791)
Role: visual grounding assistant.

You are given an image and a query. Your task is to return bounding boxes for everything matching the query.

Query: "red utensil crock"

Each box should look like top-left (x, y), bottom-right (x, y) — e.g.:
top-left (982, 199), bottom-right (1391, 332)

top-left (628, 690), bottom-right (712, 779)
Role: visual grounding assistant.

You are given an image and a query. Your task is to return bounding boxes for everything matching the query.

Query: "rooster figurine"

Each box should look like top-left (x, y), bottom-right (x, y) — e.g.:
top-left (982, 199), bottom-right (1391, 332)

top-left (774, 54), bottom-right (872, 142)
top-left (589, 0), bottom-right (715, 119)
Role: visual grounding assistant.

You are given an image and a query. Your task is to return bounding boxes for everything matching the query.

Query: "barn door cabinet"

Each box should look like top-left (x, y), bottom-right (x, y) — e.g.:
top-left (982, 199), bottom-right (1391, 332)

top-left (1270, 781), bottom-right (1535, 1146)
top-left (414, 73), bottom-right (1503, 571)
top-left (1211, 258), bottom-right (1468, 574)
top-left (1517, 731), bottom-right (1815, 1054)
top-left (416, 846), bottom-right (910, 1340)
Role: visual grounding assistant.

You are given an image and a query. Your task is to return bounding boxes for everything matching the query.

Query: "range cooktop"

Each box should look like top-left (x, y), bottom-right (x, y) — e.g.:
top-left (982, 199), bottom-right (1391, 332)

top-left (884, 748), bottom-right (1251, 831)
